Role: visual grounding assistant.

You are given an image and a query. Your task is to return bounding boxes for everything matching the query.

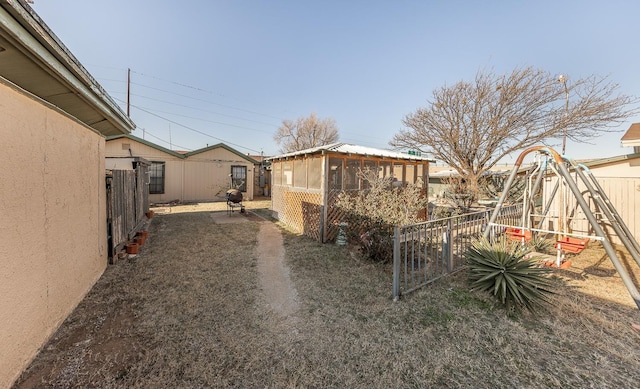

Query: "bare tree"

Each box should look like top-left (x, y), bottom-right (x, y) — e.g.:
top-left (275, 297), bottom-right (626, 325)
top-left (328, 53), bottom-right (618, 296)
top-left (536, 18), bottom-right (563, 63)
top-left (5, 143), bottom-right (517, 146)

top-left (274, 113), bottom-right (339, 153)
top-left (392, 66), bottom-right (638, 195)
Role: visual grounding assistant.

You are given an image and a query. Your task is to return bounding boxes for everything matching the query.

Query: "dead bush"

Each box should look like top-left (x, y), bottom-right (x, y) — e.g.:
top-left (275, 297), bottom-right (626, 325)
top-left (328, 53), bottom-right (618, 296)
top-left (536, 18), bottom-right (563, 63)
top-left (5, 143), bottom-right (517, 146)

top-left (335, 169), bottom-right (428, 262)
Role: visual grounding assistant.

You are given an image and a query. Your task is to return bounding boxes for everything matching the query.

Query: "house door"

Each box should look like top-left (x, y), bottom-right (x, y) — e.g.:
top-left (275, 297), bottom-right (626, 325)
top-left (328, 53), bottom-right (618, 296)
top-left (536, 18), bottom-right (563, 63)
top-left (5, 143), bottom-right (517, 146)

top-left (231, 165), bottom-right (247, 192)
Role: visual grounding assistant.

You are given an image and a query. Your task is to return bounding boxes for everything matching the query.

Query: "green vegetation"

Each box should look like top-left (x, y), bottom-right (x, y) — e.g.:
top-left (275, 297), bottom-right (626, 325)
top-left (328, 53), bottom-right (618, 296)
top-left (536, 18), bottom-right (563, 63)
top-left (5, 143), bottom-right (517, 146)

top-left (466, 237), bottom-right (555, 312)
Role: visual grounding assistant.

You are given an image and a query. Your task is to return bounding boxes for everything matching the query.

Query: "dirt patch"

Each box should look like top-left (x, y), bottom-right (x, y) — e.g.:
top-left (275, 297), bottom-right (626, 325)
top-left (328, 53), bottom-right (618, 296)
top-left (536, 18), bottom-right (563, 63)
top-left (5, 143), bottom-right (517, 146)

top-left (206, 202), bottom-right (299, 318)
top-left (256, 221), bottom-right (299, 318)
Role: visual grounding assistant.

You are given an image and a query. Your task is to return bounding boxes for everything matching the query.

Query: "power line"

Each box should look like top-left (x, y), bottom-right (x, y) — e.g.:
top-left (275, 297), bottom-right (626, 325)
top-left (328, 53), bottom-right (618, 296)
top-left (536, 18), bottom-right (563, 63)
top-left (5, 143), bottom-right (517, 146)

top-left (100, 67), bottom-right (391, 151)
top-left (131, 81), bottom-right (285, 121)
top-left (139, 129), bottom-right (193, 151)
top-left (129, 68), bottom-right (295, 118)
top-left (130, 93), bottom-right (280, 127)
top-left (131, 69), bottom-right (213, 94)
top-left (132, 104), bottom-right (263, 154)
top-left (114, 97), bottom-right (274, 135)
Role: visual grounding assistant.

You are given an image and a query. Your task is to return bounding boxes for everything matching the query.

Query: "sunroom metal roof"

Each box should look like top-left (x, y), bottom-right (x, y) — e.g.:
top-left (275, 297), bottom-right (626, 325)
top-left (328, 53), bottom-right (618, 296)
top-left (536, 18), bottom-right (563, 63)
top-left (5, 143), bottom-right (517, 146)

top-left (268, 142), bottom-right (435, 162)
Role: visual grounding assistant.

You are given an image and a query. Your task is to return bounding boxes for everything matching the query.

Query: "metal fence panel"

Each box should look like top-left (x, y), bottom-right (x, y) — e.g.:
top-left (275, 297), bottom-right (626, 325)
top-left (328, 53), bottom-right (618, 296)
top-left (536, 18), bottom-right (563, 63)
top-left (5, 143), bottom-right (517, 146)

top-left (393, 204), bottom-right (523, 300)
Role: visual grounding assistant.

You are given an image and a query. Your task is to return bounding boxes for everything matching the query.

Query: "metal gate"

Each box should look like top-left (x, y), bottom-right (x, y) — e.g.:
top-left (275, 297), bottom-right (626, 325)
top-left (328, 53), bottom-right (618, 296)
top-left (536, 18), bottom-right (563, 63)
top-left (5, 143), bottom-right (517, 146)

top-left (393, 204), bottom-right (523, 300)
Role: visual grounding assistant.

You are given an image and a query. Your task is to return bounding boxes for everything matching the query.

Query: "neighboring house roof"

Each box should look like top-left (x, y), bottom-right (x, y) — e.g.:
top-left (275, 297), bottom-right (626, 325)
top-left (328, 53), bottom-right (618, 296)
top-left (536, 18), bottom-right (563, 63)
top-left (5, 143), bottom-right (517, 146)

top-left (268, 142), bottom-right (436, 162)
top-left (576, 151), bottom-right (640, 169)
top-left (107, 134), bottom-right (185, 158)
top-left (249, 154), bottom-right (270, 163)
top-left (186, 143), bottom-right (259, 164)
top-left (106, 134), bottom-right (260, 164)
top-left (0, 0), bottom-right (134, 135)
top-left (621, 122), bottom-right (640, 147)
top-left (429, 169), bottom-right (460, 178)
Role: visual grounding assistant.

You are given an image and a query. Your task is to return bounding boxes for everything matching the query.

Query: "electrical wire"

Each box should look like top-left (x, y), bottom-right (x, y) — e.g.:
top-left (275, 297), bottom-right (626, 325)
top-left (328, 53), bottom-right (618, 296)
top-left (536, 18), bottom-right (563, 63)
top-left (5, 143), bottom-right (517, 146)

top-left (95, 67), bottom-right (395, 153)
top-left (131, 81), bottom-right (284, 121)
top-left (138, 129), bottom-right (193, 151)
top-left (114, 97), bottom-right (273, 135)
top-left (130, 94), bottom-right (279, 127)
top-left (131, 104), bottom-right (263, 154)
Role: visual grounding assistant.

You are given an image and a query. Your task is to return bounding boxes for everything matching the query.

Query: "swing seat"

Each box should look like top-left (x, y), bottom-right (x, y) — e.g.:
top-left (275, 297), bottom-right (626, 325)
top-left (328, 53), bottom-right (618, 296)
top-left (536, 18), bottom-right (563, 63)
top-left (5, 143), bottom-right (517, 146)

top-left (555, 237), bottom-right (589, 253)
top-left (505, 228), bottom-right (532, 242)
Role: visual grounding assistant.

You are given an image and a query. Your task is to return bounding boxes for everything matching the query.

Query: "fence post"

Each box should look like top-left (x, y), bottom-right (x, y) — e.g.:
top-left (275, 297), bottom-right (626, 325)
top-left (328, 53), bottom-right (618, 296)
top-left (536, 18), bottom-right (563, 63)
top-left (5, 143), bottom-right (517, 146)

top-left (393, 226), bottom-right (400, 301)
top-left (445, 218), bottom-right (454, 272)
top-left (484, 209), bottom-right (492, 242)
top-left (319, 205), bottom-right (325, 243)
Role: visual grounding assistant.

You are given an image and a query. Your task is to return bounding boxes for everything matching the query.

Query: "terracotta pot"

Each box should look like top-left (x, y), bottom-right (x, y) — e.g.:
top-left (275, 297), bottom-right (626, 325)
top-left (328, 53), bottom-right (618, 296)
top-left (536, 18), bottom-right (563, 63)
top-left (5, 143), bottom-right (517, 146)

top-left (543, 260), bottom-right (572, 269)
top-left (146, 210), bottom-right (154, 219)
top-left (137, 230), bottom-right (149, 239)
top-left (559, 260), bottom-right (572, 269)
top-left (126, 243), bottom-right (139, 254)
top-left (134, 236), bottom-right (145, 246)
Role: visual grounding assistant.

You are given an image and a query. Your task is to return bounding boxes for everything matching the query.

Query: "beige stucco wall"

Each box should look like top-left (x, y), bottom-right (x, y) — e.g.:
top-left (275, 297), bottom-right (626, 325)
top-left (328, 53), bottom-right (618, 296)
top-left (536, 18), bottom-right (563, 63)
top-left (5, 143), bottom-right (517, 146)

top-left (185, 148), bottom-right (255, 202)
top-left (0, 82), bottom-right (108, 387)
top-left (105, 138), bottom-right (184, 203)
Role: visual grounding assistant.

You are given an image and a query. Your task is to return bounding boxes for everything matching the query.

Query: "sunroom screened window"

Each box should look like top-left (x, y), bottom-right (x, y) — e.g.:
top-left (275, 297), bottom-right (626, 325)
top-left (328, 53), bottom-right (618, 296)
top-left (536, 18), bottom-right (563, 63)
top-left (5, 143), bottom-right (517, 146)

top-left (362, 160), bottom-right (378, 189)
top-left (273, 162), bottom-right (282, 185)
top-left (379, 161), bottom-right (392, 178)
top-left (293, 159), bottom-right (306, 188)
top-left (282, 161), bottom-right (293, 186)
top-left (405, 164), bottom-right (415, 185)
top-left (345, 159), bottom-right (361, 190)
top-left (329, 158), bottom-right (343, 190)
top-left (308, 157), bottom-right (322, 189)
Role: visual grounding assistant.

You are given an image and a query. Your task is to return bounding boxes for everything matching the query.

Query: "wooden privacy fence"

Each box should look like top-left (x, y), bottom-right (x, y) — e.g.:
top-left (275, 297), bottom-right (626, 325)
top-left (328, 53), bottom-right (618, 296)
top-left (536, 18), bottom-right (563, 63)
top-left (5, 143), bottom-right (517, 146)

top-left (393, 204), bottom-right (523, 300)
top-left (106, 166), bottom-right (149, 261)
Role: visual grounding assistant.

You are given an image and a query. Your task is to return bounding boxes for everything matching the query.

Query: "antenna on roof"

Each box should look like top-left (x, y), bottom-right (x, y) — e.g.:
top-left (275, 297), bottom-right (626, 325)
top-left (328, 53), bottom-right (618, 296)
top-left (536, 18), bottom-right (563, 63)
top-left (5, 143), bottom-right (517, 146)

top-left (126, 68), bottom-right (131, 117)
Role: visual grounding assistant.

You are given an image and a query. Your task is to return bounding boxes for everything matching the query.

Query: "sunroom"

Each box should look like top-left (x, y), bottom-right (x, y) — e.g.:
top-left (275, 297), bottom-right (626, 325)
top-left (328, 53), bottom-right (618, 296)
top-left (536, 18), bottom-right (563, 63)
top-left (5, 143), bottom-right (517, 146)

top-left (268, 143), bottom-right (434, 242)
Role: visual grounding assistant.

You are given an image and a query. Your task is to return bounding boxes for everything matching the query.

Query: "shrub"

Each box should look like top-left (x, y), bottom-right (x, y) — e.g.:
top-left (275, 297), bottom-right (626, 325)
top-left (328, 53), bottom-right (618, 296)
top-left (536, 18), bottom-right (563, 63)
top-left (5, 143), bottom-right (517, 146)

top-left (335, 169), bottom-right (429, 262)
top-left (441, 176), bottom-right (475, 209)
top-left (351, 217), bottom-right (395, 262)
top-left (465, 237), bottom-right (554, 312)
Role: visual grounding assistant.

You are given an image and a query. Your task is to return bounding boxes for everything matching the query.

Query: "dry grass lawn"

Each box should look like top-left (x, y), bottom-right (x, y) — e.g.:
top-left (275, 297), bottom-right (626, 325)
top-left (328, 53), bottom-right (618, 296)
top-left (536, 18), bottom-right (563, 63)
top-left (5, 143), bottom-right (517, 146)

top-left (12, 201), bottom-right (640, 388)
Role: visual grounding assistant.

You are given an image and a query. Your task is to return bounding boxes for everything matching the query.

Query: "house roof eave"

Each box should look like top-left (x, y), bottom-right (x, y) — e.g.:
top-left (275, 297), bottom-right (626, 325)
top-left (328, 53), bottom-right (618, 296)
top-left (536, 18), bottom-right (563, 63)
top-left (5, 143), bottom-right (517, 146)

top-left (0, 0), bottom-right (135, 135)
top-left (185, 143), bottom-right (260, 164)
top-left (106, 134), bottom-right (186, 159)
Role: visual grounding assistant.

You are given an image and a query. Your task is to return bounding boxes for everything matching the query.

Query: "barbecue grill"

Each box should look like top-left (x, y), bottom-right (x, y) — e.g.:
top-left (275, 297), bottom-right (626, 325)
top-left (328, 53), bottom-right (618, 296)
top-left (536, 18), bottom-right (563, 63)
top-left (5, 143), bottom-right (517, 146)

top-left (226, 189), bottom-right (245, 213)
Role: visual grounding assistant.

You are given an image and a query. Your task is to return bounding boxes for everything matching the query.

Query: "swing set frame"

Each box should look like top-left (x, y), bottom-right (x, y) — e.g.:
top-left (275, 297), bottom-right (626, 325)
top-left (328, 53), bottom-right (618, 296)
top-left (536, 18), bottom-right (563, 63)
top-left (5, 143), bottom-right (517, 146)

top-left (483, 146), bottom-right (640, 310)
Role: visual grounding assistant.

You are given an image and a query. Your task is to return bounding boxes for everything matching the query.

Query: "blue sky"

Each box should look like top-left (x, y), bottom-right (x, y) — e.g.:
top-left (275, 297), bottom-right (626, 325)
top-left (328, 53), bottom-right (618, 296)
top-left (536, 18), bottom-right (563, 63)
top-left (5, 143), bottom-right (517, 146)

top-left (32, 0), bottom-right (640, 162)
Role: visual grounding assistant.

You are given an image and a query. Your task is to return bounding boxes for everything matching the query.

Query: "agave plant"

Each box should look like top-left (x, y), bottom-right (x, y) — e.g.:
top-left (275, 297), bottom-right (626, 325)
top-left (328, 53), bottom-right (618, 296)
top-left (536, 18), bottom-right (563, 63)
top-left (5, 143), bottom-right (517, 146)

top-left (529, 233), bottom-right (554, 254)
top-left (465, 237), bottom-right (554, 312)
